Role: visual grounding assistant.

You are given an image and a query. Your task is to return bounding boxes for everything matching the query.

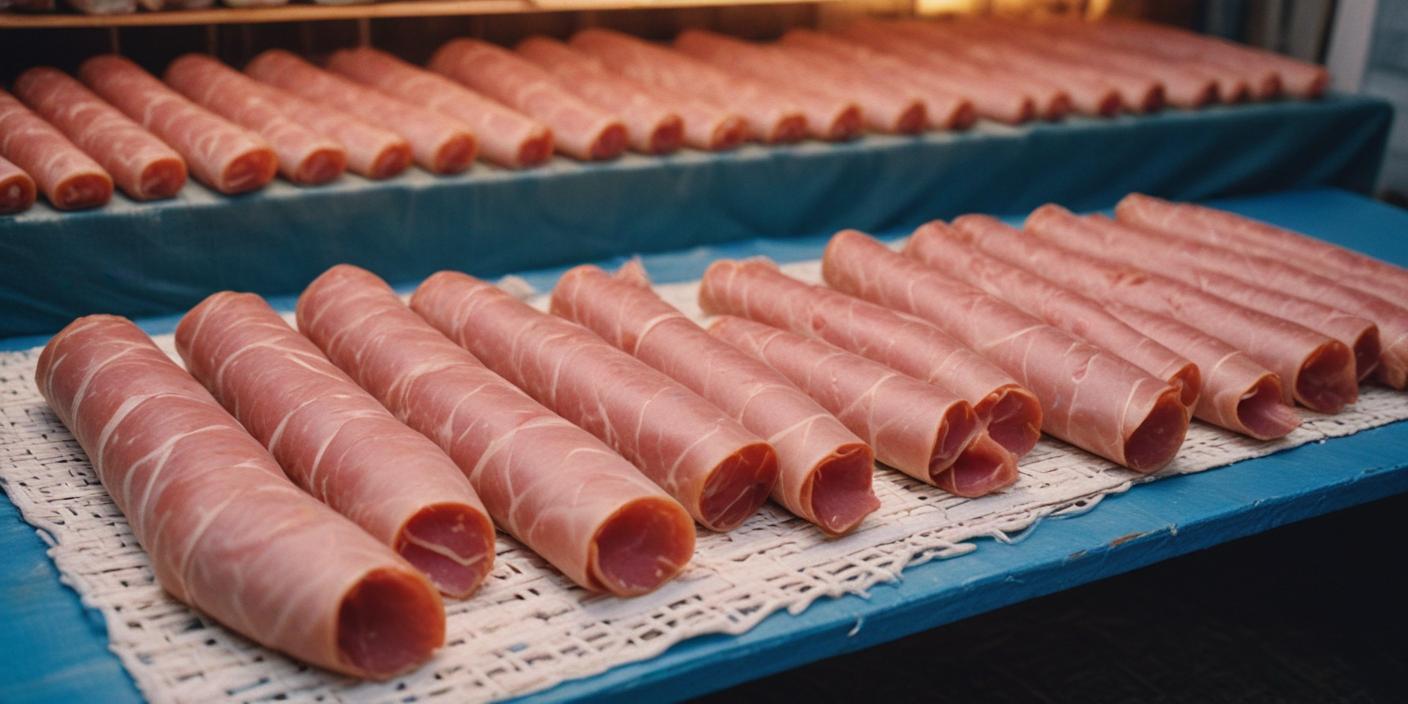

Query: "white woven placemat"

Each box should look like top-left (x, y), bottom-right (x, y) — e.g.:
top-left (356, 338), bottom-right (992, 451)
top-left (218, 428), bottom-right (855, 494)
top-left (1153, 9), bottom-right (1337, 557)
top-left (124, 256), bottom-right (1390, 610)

top-left (2, 259), bottom-right (1405, 704)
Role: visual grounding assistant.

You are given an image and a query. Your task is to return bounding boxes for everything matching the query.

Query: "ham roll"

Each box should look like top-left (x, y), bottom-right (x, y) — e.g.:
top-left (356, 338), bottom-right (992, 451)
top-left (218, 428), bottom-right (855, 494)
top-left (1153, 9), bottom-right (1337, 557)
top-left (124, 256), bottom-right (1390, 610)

top-left (905, 221), bottom-right (1201, 409)
top-left (823, 230), bottom-right (1190, 473)
top-left (1025, 206), bottom-right (1388, 384)
top-left (1100, 19), bottom-right (1324, 99)
top-left (327, 47), bottom-right (553, 169)
top-left (297, 265), bottom-right (694, 596)
top-left (517, 37), bottom-right (686, 155)
top-left (551, 263), bottom-right (879, 535)
top-left (244, 50), bottom-right (479, 174)
top-left (712, 316), bottom-right (1017, 497)
top-left (0, 90), bottom-right (112, 210)
top-left (165, 54), bottom-right (347, 185)
top-left (1043, 19), bottom-right (1258, 102)
top-left (13, 67), bottom-right (185, 201)
top-left (234, 79), bottom-right (409, 180)
top-left (412, 271), bottom-right (779, 532)
top-left (176, 292), bottom-right (495, 599)
top-left (699, 258), bottom-right (1043, 457)
top-left (571, 29), bottom-right (808, 143)
top-left (80, 55), bottom-right (276, 195)
top-left (36, 316), bottom-right (444, 679)
top-left (0, 157), bottom-right (36, 214)
top-left (426, 40), bottom-right (626, 161)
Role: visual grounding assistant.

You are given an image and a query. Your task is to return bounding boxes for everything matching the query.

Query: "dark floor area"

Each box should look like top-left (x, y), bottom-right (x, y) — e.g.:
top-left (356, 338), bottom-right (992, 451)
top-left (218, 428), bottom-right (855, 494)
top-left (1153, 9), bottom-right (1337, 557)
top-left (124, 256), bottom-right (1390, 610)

top-left (699, 493), bottom-right (1408, 703)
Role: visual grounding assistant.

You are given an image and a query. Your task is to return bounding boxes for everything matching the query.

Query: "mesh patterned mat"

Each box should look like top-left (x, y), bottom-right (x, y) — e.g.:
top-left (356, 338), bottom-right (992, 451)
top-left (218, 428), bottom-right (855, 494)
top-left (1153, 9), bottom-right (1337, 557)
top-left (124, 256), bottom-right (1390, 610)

top-left (2, 258), bottom-right (1406, 704)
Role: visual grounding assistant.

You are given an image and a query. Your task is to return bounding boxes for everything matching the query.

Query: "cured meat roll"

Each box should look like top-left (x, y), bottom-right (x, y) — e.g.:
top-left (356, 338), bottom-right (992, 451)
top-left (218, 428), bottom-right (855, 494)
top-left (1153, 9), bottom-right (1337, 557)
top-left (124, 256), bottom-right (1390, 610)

top-left (0, 90), bottom-right (112, 210)
top-left (823, 230), bottom-right (1190, 473)
top-left (80, 55), bottom-right (276, 195)
top-left (244, 50), bottom-right (480, 174)
top-left (905, 220), bottom-right (1201, 409)
top-left (699, 258), bottom-right (1043, 457)
top-left (36, 316), bottom-right (444, 679)
top-left (176, 292), bottom-right (495, 599)
top-left (0, 157), bottom-right (36, 215)
top-left (551, 263), bottom-right (879, 535)
top-left (13, 67), bottom-right (186, 201)
top-left (517, 37), bottom-right (686, 155)
top-left (411, 271), bottom-right (779, 532)
top-left (165, 54), bottom-right (347, 185)
top-left (1099, 19), bottom-right (1324, 99)
top-left (571, 29), bottom-right (808, 143)
top-left (426, 40), bottom-right (627, 161)
top-left (712, 315), bottom-right (1018, 497)
top-left (326, 47), bottom-right (553, 169)
top-left (298, 265), bottom-right (694, 596)
top-left (242, 82), bottom-right (409, 180)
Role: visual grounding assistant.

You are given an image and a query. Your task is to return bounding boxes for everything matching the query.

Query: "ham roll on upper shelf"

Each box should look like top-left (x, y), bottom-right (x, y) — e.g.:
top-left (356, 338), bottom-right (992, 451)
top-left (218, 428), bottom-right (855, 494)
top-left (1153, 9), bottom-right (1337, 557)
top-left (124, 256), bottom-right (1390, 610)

top-left (176, 292), bottom-right (496, 599)
top-left (0, 157), bottom-right (36, 214)
top-left (412, 271), bottom-right (779, 532)
top-left (0, 90), bottom-right (112, 210)
top-left (297, 265), bottom-right (694, 596)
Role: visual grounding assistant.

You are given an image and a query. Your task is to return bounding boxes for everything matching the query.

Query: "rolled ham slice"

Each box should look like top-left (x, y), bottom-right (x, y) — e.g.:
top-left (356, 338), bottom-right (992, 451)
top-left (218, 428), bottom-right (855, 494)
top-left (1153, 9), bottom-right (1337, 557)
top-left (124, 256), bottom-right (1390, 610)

top-left (36, 315), bottom-right (444, 679)
top-left (1042, 19), bottom-right (1260, 102)
top-left (297, 265), bottom-right (694, 596)
top-left (571, 29), bottom-right (808, 143)
top-left (0, 90), bottom-right (112, 210)
top-left (712, 315), bottom-right (1017, 497)
top-left (823, 230), bottom-right (1189, 473)
top-left (175, 292), bottom-right (495, 599)
top-left (425, 40), bottom-right (626, 161)
top-left (244, 49), bottom-right (479, 174)
top-left (0, 157), bottom-right (37, 214)
top-left (327, 47), bottom-right (554, 169)
top-left (1100, 19), bottom-right (1324, 99)
top-left (550, 263), bottom-right (878, 535)
top-left (236, 80), bottom-right (409, 180)
top-left (165, 54), bottom-right (346, 185)
top-left (699, 258), bottom-right (1043, 457)
top-left (80, 55), bottom-right (275, 195)
top-left (516, 37), bottom-right (685, 155)
top-left (13, 67), bottom-right (185, 201)
top-left (412, 271), bottom-right (779, 532)
top-left (905, 220), bottom-right (1201, 409)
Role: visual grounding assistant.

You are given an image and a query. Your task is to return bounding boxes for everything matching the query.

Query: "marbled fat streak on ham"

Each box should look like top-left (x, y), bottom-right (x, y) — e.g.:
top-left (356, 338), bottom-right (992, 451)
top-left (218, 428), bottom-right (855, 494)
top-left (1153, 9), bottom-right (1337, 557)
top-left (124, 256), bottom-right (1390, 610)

top-left (0, 155), bottom-right (37, 214)
top-left (0, 89), bottom-right (112, 210)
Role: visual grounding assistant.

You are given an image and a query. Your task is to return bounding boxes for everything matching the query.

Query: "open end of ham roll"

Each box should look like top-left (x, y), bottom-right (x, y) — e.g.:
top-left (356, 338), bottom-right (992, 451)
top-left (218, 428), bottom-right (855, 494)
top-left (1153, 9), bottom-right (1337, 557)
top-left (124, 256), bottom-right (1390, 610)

top-left (433, 135), bottom-right (478, 175)
top-left (1220, 79), bottom-right (1251, 104)
top-left (589, 496), bottom-right (696, 596)
top-left (894, 103), bottom-right (928, 134)
top-left (53, 171), bottom-right (113, 211)
top-left (1253, 74), bottom-right (1283, 100)
top-left (1352, 326), bottom-right (1383, 382)
top-left (711, 116), bottom-right (750, 150)
top-left (944, 101), bottom-right (978, 131)
top-left (589, 122), bottom-right (629, 160)
top-left (937, 433), bottom-right (1019, 498)
top-left (218, 147), bottom-right (278, 195)
top-left (1191, 81), bottom-right (1220, 108)
top-left (516, 129), bottom-right (555, 168)
top-left (1094, 90), bottom-right (1122, 118)
top-left (1, 172), bottom-right (37, 214)
top-left (1294, 340), bottom-right (1358, 413)
top-left (1238, 374), bottom-right (1302, 440)
top-left (337, 567), bottom-right (445, 679)
top-left (1041, 93), bottom-right (1072, 121)
top-left (976, 384), bottom-right (1044, 457)
top-left (1123, 388), bottom-right (1190, 473)
top-left (292, 147), bottom-right (349, 186)
top-left (394, 502), bottom-right (496, 599)
top-left (826, 105), bottom-right (864, 141)
top-left (1170, 362), bottom-right (1202, 410)
top-left (369, 145), bottom-right (414, 180)
top-left (930, 402), bottom-right (981, 478)
top-left (1137, 85), bottom-right (1165, 114)
top-left (137, 157), bottom-right (187, 200)
top-left (698, 441), bottom-right (779, 532)
top-left (808, 442), bottom-right (880, 536)
top-left (649, 117), bottom-right (686, 155)
top-left (769, 114), bottom-right (809, 144)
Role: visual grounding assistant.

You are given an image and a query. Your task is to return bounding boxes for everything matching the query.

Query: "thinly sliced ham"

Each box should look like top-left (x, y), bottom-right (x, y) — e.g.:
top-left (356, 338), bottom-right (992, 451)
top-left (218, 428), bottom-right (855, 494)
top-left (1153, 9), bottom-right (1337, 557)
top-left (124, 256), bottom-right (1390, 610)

top-left (36, 315), bottom-right (444, 679)
top-left (244, 50), bottom-right (480, 174)
top-left (411, 271), bottom-right (779, 532)
top-left (80, 55), bottom-right (275, 195)
top-left (698, 258), bottom-right (1043, 457)
top-left (516, 37), bottom-right (685, 155)
top-left (235, 78), bottom-right (408, 180)
top-left (326, 47), bottom-right (555, 169)
top-left (14, 67), bottom-right (185, 201)
top-left (823, 230), bottom-right (1189, 473)
top-left (0, 156), bottom-right (37, 214)
top-left (297, 265), bottom-right (694, 595)
top-left (175, 292), bottom-right (495, 599)
top-left (905, 221), bottom-right (1201, 408)
top-left (571, 29), bottom-right (808, 143)
top-left (550, 263), bottom-right (878, 535)
top-left (711, 315), bottom-right (1017, 497)
top-left (1101, 19), bottom-right (1325, 99)
top-left (0, 89), bottom-right (112, 210)
top-left (1042, 18), bottom-right (1261, 101)
top-left (166, 54), bottom-right (347, 185)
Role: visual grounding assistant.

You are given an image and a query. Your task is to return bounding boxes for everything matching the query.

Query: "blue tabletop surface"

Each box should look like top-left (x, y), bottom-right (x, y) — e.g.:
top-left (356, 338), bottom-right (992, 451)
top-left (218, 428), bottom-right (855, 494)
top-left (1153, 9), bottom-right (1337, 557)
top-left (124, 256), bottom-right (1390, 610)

top-left (2, 187), bottom-right (1407, 703)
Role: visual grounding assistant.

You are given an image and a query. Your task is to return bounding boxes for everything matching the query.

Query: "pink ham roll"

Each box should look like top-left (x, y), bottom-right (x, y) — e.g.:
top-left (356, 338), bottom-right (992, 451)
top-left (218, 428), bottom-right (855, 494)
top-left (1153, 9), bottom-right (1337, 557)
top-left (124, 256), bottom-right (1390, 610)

top-left (244, 50), bottom-right (479, 174)
top-left (326, 47), bottom-right (553, 169)
top-left (80, 55), bottom-right (275, 195)
top-left (165, 54), bottom-right (346, 185)
top-left (699, 258), bottom-right (1043, 458)
top-left (516, 36), bottom-right (687, 154)
top-left (1044, 19), bottom-right (1260, 102)
top-left (37, 316), bottom-right (444, 679)
top-left (1101, 19), bottom-right (1324, 99)
top-left (823, 230), bottom-right (1190, 473)
top-left (176, 292), bottom-right (495, 599)
top-left (551, 263), bottom-right (879, 535)
top-left (0, 90), bottom-right (112, 210)
top-left (412, 271), bottom-right (779, 532)
top-left (298, 265), bottom-right (694, 596)
top-left (572, 29), bottom-right (808, 144)
top-left (712, 316), bottom-right (1017, 497)
top-left (0, 157), bottom-right (37, 214)
top-left (14, 67), bottom-right (185, 201)
top-left (237, 79), bottom-right (409, 180)
top-left (426, 39), bottom-right (626, 161)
